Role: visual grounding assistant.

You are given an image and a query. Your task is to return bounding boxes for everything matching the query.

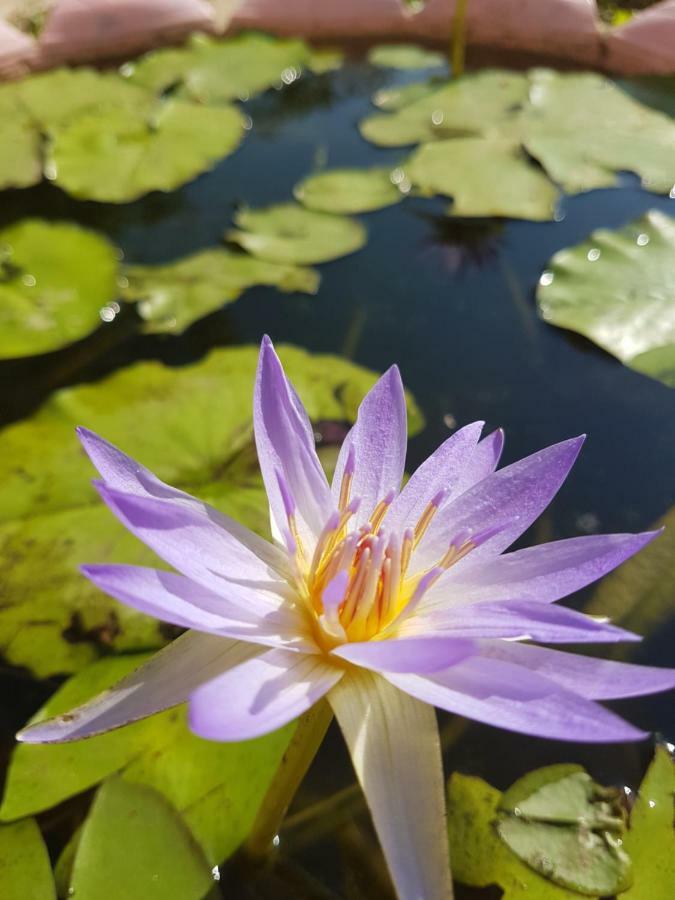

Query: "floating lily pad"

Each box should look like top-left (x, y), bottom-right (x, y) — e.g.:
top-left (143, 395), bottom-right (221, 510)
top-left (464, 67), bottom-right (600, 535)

top-left (0, 819), bottom-right (55, 900)
top-left (405, 138), bottom-right (559, 220)
top-left (0, 219), bottom-right (120, 359)
top-left (367, 44), bottom-right (447, 70)
top-left (227, 203), bottom-right (367, 265)
top-left (622, 746), bottom-right (675, 899)
top-left (0, 85), bottom-right (42, 189)
top-left (126, 32), bottom-right (311, 104)
top-left (50, 98), bottom-right (244, 203)
top-left (497, 766), bottom-right (631, 896)
top-left (361, 70), bottom-right (530, 147)
top-left (522, 71), bottom-right (675, 196)
top-left (537, 210), bottom-right (675, 386)
top-left (372, 80), bottom-right (442, 112)
top-left (294, 168), bottom-right (404, 214)
top-left (586, 504), bottom-right (675, 659)
top-left (123, 249), bottom-right (319, 334)
top-left (0, 345), bottom-right (421, 676)
top-left (69, 778), bottom-right (213, 900)
top-left (447, 772), bottom-right (584, 898)
top-left (362, 69), bottom-right (675, 219)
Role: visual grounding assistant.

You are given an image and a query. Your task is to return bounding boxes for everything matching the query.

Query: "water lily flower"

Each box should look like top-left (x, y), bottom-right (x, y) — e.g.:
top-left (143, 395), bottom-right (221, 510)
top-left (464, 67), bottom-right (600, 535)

top-left (19, 336), bottom-right (675, 900)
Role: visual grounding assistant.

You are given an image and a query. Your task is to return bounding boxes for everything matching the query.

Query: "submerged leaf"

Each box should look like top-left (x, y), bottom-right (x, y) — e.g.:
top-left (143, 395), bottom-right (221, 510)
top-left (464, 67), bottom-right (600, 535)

top-left (227, 203), bottom-right (367, 264)
top-left (0, 219), bottom-right (120, 359)
top-left (294, 167), bottom-right (404, 214)
top-left (126, 32), bottom-right (311, 104)
top-left (537, 210), bottom-right (675, 386)
top-left (367, 43), bottom-right (447, 70)
top-left (123, 248), bottom-right (319, 334)
top-left (0, 819), bottom-right (55, 900)
top-left (50, 98), bottom-right (244, 203)
top-left (69, 778), bottom-right (213, 900)
top-left (0, 346), bottom-right (420, 676)
top-left (622, 746), bottom-right (675, 899)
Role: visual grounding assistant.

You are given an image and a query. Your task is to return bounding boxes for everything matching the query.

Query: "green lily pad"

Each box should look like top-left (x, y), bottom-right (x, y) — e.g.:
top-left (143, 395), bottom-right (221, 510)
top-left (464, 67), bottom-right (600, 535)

top-left (0, 819), bottom-right (55, 900)
top-left (0, 219), bottom-right (120, 359)
top-left (537, 210), bottom-right (675, 386)
top-left (2, 653), bottom-right (295, 870)
top-left (294, 168), bottom-right (404, 214)
top-left (122, 249), bottom-right (319, 334)
top-left (522, 70), bottom-right (675, 196)
top-left (50, 98), bottom-right (244, 203)
top-left (372, 80), bottom-right (443, 113)
top-left (306, 47), bottom-right (344, 75)
top-left (367, 44), bottom-right (447, 70)
top-left (0, 345), bottom-right (422, 677)
top-left (126, 32), bottom-right (311, 104)
top-left (405, 137), bottom-right (559, 220)
top-left (69, 778), bottom-right (213, 900)
top-left (622, 746), bottom-right (675, 899)
top-left (447, 773), bottom-right (585, 898)
top-left (497, 766), bottom-right (631, 896)
top-left (360, 70), bottom-right (530, 147)
top-left (585, 504), bottom-right (675, 658)
top-left (227, 203), bottom-right (367, 265)
top-left (0, 85), bottom-right (42, 189)
top-left (361, 69), bottom-right (675, 219)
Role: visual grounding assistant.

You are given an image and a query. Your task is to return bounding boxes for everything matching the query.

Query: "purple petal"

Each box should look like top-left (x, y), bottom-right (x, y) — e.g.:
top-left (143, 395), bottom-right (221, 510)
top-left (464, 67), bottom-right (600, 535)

top-left (329, 672), bottom-right (452, 900)
top-left (18, 633), bottom-right (259, 744)
top-left (478, 640), bottom-right (675, 700)
top-left (254, 337), bottom-right (333, 547)
top-left (405, 599), bottom-right (640, 644)
top-left (387, 656), bottom-right (647, 742)
top-left (385, 422), bottom-right (485, 533)
top-left (331, 636), bottom-right (476, 673)
top-left (477, 426), bottom-right (505, 470)
top-left (331, 366), bottom-right (407, 526)
top-left (77, 427), bottom-right (287, 575)
top-left (411, 436), bottom-right (585, 574)
top-left (95, 484), bottom-right (287, 598)
top-left (188, 648), bottom-right (342, 741)
top-left (425, 531), bottom-right (660, 609)
top-left (81, 565), bottom-right (313, 651)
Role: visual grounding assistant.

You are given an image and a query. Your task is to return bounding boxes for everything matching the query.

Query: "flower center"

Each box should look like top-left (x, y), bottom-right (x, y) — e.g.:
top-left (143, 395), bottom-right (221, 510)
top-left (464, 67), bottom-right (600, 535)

top-left (276, 464), bottom-right (490, 653)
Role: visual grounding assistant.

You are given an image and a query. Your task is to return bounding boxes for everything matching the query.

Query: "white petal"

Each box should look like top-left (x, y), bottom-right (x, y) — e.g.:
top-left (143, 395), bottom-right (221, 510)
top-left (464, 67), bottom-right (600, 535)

top-left (18, 632), bottom-right (260, 743)
top-left (329, 670), bottom-right (453, 900)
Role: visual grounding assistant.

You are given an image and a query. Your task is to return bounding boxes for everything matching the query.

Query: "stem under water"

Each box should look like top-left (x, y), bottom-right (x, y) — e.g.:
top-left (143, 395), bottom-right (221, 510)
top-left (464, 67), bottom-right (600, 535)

top-left (451, 0), bottom-right (469, 78)
top-left (244, 699), bottom-right (333, 860)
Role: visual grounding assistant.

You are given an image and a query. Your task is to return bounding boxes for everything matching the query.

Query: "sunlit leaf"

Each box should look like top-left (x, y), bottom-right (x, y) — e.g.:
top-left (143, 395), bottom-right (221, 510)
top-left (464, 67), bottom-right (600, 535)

top-left (622, 746), bottom-right (675, 899)
top-left (537, 210), bottom-right (675, 387)
top-left (585, 504), bottom-right (675, 657)
top-left (123, 248), bottom-right (319, 334)
top-left (294, 167), bottom-right (404, 214)
top-left (405, 137), bottom-right (559, 220)
top-left (0, 85), bottom-right (42, 189)
top-left (0, 345), bottom-right (421, 676)
top-left (447, 772), bottom-right (582, 898)
top-left (497, 766), bottom-right (631, 895)
top-left (50, 98), bottom-right (244, 203)
top-left (0, 219), bottom-right (120, 359)
top-left (0, 819), bottom-right (55, 900)
top-left (2, 653), bottom-right (295, 868)
top-left (367, 43), bottom-right (447, 70)
top-left (126, 32), bottom-right (310, 104)
top-left (227, 203), bottom-right (367, 264)
top-left (69, 778), bottom-right (213, 900)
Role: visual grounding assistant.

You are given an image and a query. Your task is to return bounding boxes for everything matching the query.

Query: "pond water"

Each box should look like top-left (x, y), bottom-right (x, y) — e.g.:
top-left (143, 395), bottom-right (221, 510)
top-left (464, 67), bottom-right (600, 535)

top-left (0, 56), bottom-right (674, 898)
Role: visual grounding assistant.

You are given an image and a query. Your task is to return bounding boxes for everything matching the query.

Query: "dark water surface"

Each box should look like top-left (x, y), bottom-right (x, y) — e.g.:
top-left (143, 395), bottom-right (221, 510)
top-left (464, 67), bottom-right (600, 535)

top-left (0, 59), bottom-right (673, 897)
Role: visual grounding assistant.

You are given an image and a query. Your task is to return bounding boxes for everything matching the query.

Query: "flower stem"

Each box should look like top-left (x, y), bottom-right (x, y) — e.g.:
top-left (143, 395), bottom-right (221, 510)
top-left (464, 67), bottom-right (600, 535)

top-left (451, 0), bottom-right (468, 78)
top-left (245, 700), bottom-right (333, 860)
